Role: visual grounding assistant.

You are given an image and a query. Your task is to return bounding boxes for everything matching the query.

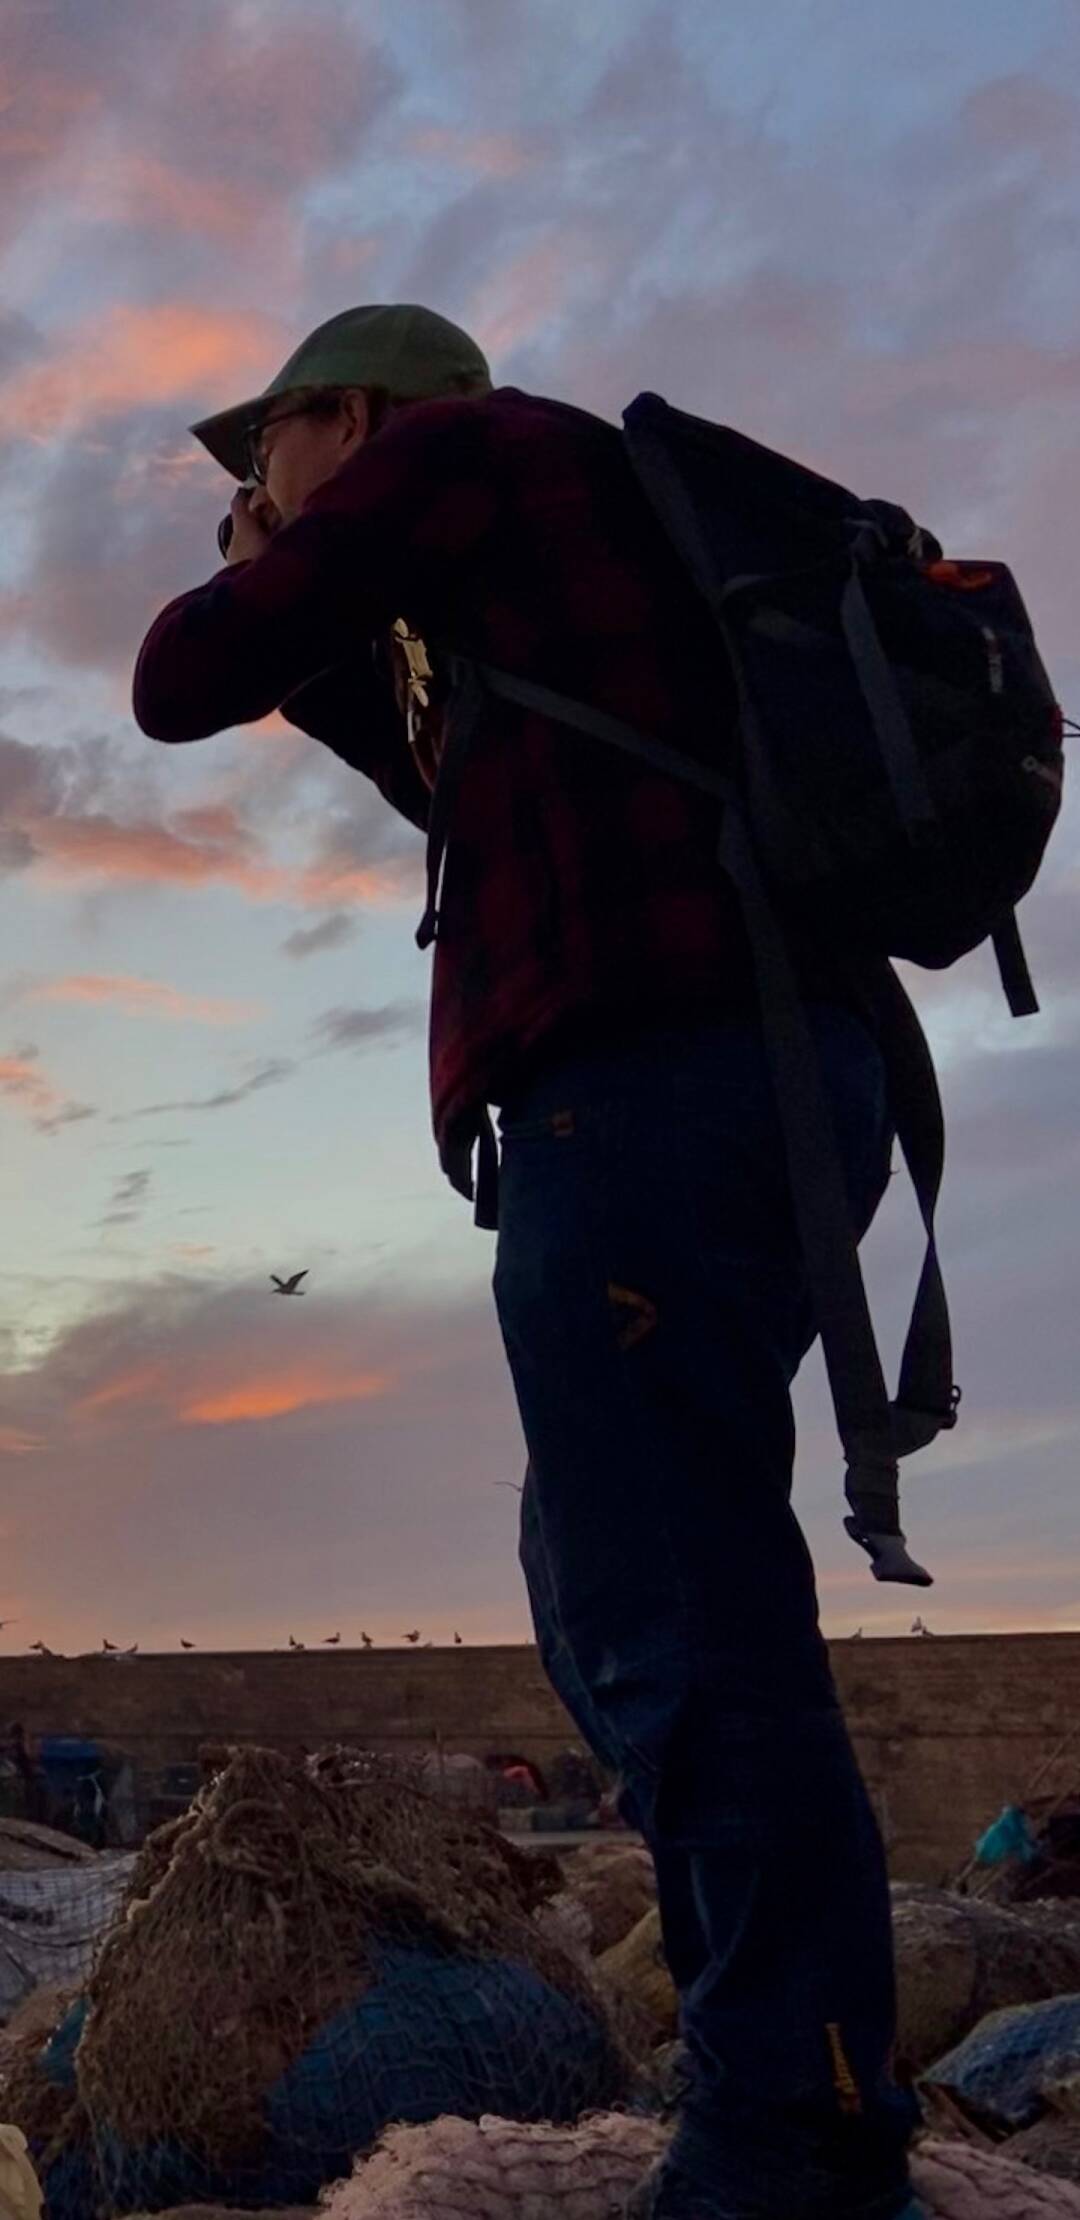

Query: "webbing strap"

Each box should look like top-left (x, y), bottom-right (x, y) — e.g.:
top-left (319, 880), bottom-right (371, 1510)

top-left (991, 910), bottom-right (1040, 1018)
top-left (471, 664), bottom-right (739, 805)
top-left (839, 533), bottom-right (942, 850)
top-left (415, 657), bottom-right (489, 951)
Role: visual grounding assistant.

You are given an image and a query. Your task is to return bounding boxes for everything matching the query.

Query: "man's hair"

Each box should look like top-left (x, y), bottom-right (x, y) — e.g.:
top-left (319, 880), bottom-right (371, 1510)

top-left (275, 383), bottom-right (402, 437)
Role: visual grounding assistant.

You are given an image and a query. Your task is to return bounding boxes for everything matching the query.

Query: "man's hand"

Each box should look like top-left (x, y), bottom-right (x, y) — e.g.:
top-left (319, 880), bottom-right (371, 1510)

top-left (224, 485), bottom-right (280, 565)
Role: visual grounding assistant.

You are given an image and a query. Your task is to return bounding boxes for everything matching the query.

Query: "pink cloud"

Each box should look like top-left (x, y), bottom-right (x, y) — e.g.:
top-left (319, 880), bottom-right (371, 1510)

top-left (0, 1045), bottom-right (91, 1134)
top-left (29, 973), bottom-right (262, 1025)
top-left (182, 1364), bottom-right (395, 1426)
top-left (28, 811), bottom-right (287, 899)
top-left (0, 1051), bottom-right (55, 1117)
top-left (0, 302), bottom-right (285, 445)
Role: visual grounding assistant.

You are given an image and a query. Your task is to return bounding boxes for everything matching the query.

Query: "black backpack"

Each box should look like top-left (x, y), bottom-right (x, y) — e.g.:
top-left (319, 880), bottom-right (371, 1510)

top-left (416, 392), bottom-right (1067, 1586)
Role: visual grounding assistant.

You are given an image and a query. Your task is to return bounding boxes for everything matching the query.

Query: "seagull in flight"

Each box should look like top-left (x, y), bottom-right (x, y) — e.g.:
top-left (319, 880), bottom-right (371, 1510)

top-left (403, 1630), bottom-right (421, 1644)
top-left (0, 1618), bottom-right (18, 1630)
top-left (271, 1270), bottom-right (308, 1296)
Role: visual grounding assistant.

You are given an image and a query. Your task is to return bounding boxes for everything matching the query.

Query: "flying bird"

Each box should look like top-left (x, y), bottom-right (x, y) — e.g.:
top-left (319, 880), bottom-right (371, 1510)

top-left (29, 1640), bottom-right (53, 1656)
top-left (271, 1270), bottom-right (308, 1296)
top-left (180, 1639), bottom-right (195, 1649)
top-left (323, 1633), bottom-right (341, 1645)
top-left (360, 1632), bottom-right (373, 1648)
top-left (0, 1618), bottom-right (18, 1630)
top-left (403, 1630), bottom-right (421, 1644)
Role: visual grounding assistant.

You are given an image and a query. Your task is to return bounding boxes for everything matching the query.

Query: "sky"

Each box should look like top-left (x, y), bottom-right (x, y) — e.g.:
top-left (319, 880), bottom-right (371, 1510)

top-left (0, 0), bottom-right (1078, 1658)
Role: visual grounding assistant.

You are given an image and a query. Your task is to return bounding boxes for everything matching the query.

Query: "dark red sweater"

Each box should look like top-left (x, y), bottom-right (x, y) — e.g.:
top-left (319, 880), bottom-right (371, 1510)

top-left (134, 385), bottom-right (841, 1218)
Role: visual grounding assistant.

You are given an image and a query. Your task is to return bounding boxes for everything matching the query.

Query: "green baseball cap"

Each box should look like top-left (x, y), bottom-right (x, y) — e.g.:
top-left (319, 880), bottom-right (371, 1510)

top-left (190, 302), bottom-right (493, 480)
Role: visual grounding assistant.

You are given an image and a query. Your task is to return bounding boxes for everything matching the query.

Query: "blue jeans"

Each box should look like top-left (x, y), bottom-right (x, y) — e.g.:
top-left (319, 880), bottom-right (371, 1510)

top-left (492, 1007), bottom-right (919, 2219)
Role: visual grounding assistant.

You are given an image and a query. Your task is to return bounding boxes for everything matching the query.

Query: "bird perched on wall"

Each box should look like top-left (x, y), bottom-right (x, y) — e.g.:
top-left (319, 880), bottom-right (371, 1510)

top-left (122, 1644), bottom-right (139, 1657)
top-left (323, 1632), bottom-right (340, 1645)
top-left (270, 1270), bottom-right (308, 1296)
top-left (360, 1631), bottom-right (373, 1648)
top-left (29, 1640), bottom-right (52, 1656)
top-left (453, 1631), bottom-right (463, 1645)
top-left (850, 1628), bottom-right (864, 1640)
top-left (180, 1639), bottom-right (195, 1649)
top-left (403, 1630), bottom-right (421, 1644)
top-left (102, 1638), bottom-right (117, 1652)
top-left (288, 1635), bottom-right (305, 1651)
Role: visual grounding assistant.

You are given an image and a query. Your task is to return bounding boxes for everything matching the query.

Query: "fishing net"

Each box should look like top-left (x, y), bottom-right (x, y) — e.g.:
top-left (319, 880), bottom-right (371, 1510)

top-left (557, 1839), bottom-right (657, 1957)
top-left (0, 1853), bottom-right (134, 2026)
top-left (892, 1885), bottom-right (1080, 2075)
top-left (597, 1907), bottom-right (679, 2047)
top-left (318, 2110), bottom-right (669, 2219)
top-left (2, 1745), bottom-right (632, 2217)
top-left (922, 1996), bottom-right (1080, 2136)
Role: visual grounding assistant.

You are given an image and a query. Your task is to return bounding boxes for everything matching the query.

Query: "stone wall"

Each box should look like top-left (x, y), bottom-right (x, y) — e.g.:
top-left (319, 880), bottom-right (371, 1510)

top-left (1, 1633), bottom-right (1076, 1880)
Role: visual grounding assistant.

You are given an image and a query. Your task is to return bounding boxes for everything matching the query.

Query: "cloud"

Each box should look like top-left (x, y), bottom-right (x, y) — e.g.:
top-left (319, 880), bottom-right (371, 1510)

top-left (181, 1364), bottom-right (394, 1426)
top-left (30, 972), bottom-right (262, 1025)
top-left (280, 913), bottom-right (357, 960)
top-left (96, 1167), bottom-right (151, 1228)
top-left (118, 1057), bottom-right (295, 1120)
top-left (0, 727), bottom-right (417, 911)
top-left (311, 1002), bottom-right (425, 1053)
top-left (0, 303), bottom-right (284, 446)
top-left (0, 1043), bottom-right (96, 1135)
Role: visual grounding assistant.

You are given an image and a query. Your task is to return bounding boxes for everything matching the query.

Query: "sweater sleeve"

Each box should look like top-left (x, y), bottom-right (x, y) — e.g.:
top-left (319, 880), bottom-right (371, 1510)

top-left (131, 393), bottom-right (497, 746)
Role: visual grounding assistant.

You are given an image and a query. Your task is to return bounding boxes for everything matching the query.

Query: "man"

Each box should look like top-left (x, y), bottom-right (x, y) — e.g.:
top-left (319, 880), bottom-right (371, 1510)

top-left (134, 303), bottom-right (924, 2219)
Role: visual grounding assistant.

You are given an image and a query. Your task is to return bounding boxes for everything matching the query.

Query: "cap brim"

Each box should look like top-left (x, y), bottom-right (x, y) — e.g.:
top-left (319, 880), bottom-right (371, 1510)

top-left (189, 397), bottom-right (268, 482)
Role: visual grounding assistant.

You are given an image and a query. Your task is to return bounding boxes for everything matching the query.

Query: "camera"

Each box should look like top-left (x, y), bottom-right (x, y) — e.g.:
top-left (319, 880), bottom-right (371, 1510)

top-left (217, 474), bottom-right (261, 560)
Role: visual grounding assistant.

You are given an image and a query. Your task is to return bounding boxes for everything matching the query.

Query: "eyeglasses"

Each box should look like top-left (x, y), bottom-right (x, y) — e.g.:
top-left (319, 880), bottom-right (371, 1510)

top-left (243, 395), bottom-right (341, 484)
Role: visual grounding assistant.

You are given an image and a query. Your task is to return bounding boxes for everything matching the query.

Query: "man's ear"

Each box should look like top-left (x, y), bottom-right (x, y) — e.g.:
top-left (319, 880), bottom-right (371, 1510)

top-left (339, 388), bottom-right (371, 455)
